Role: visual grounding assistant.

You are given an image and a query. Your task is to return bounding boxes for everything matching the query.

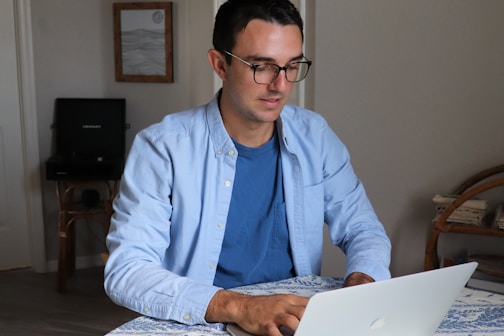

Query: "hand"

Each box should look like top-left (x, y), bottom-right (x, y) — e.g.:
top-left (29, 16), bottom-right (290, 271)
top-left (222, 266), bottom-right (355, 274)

top-left (205, 290), bottom-right (309, 336)
top-left (344, 272), bottom-right (375, 287)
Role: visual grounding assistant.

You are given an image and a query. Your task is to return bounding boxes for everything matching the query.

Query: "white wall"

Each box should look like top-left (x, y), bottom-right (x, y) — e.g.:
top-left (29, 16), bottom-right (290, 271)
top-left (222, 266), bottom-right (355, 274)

top-left (29, 0), bottom-right (504, 275)
top-left (315, 0), bottom-right (504, 277)
top-left (31, 0), bottom-right (215, 264)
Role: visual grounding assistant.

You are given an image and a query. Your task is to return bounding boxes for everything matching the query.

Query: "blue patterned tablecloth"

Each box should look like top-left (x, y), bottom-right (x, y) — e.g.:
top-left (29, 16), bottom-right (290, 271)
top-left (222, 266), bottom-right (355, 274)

top-left (106, 275), bottom-right (504, 336)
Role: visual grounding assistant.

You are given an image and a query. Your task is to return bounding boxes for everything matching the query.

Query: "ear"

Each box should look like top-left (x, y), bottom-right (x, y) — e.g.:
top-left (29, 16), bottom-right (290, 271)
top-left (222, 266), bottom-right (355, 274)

top-left (208, 49), bottom-right (227, 81)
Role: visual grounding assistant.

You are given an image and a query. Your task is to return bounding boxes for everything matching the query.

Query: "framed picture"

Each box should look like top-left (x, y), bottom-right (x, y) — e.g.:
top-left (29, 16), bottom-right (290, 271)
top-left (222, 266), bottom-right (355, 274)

top-left (113, 2), bottom-right (173, 83)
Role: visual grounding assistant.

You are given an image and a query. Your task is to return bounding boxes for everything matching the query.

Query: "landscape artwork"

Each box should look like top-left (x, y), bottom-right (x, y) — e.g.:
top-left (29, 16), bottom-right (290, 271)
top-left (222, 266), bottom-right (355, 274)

top-left (121, 9), bottom-right (165, 76)
top-left (114, 2), bottom-right (173, 83)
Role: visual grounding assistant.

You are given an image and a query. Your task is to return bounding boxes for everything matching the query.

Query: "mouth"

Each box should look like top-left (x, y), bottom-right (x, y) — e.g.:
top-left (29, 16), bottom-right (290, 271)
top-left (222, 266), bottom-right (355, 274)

top-left (259, 96), bottom-right (284, 109)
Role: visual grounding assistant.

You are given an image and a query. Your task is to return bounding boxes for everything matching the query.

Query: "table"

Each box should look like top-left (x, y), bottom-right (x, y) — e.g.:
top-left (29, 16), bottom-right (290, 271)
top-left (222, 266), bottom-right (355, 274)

top-left (107, 275), bottom-right (504, 336)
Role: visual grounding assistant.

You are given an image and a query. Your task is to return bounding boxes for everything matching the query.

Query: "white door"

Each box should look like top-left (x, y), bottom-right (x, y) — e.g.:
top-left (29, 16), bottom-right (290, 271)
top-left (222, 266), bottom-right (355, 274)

top-left (0, 0), bottom-right (32, 270)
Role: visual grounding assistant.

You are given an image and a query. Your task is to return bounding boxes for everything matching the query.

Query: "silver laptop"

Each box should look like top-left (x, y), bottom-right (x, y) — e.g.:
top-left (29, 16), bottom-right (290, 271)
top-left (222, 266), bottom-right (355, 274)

top-left (227, 262), bottom-right (477, 336)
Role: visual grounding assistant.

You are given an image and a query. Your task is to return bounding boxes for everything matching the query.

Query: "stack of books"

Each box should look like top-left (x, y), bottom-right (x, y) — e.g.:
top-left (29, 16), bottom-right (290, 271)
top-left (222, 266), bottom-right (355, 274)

top-left (466, 255), bottom-right (504, 294)
top-left (492, 204), bottom-right (504, 230)
top-left (432, 194), bottom-right (487, 226)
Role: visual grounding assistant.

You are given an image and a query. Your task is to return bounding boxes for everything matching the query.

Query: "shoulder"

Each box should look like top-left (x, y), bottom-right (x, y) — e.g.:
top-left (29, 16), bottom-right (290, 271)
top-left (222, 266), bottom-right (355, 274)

top-left (280, 104), bottom-right (332, 134)
top-left (138, 105), bottom-right (208, 145)
top-left (279, 104), bottom-right (347, 155)
top-left (281, 105), bottom-right (328, 127)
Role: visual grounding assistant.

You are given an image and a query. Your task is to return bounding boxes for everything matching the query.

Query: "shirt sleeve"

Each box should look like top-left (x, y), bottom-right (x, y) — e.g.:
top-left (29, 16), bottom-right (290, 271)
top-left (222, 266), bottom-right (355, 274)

top-left (104, 130), bottom-right (221, 325)
top-left (321, 124), bottom-right (392, 281)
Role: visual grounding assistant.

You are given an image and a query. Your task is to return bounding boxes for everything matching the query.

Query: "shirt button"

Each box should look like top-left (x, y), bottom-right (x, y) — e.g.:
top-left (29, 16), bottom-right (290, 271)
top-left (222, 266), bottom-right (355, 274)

top-left (228, 149), bottom-right (236, 156)
top-left (217, 222), bottom-right (224, 228)
top-left (216, 150), bottom-right (223, 156)
top-left (143, 306), bottom-right (150, 313)
top-left (224, 180), bottom-right (231, 187)
top-left (183, 313), bottom-right (191, 321)
top-left (209, 263), bottom-right (216, 269)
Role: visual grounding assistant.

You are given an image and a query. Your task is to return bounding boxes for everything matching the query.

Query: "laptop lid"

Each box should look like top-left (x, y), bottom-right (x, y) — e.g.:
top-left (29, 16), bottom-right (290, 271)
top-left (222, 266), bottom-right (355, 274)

top-left (227, 262), bottom-right (477, 336)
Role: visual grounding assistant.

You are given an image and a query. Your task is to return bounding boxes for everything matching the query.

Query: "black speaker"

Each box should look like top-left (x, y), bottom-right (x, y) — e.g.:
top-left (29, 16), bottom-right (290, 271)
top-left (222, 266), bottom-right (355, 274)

top-left (46, 98), bottom-right (127, 180)
top-left (54, 98), bottom-right (126, 159)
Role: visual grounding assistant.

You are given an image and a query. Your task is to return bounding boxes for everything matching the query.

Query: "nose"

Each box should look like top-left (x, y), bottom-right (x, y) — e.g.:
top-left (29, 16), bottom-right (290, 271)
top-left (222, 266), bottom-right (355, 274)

top-left (268, 68), bottom-right (290, 90)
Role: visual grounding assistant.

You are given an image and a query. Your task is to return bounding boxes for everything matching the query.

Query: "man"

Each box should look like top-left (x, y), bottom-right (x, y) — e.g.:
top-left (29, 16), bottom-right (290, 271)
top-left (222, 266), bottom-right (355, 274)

top-left (104, 0), bottom-right (391, 335)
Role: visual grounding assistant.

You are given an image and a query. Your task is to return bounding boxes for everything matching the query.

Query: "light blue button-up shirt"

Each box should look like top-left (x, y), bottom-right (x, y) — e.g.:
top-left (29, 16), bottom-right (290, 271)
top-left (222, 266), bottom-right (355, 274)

top-left (104, 93), bottom-right (391, 325)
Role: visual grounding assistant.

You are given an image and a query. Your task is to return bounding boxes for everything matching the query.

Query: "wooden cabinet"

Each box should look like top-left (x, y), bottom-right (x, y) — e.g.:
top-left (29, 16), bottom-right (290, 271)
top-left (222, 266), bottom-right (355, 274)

top-left (424, 165), bottom-right (504, 271)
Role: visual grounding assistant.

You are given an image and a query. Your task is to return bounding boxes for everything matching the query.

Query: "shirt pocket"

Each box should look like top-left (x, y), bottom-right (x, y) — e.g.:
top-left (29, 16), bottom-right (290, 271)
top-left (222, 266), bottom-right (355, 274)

top-left (304, 182), bottom-right (324, 223)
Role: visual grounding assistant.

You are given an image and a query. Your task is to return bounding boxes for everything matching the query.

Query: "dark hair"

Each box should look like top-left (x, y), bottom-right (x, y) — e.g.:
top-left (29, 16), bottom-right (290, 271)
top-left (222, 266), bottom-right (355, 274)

top-left (213, 0), bottom-right (304, 62)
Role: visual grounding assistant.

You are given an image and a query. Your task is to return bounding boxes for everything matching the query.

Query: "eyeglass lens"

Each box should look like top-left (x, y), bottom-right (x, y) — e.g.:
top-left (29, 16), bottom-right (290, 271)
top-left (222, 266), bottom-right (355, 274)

top-left (254, 62), bottom-right (310, 84)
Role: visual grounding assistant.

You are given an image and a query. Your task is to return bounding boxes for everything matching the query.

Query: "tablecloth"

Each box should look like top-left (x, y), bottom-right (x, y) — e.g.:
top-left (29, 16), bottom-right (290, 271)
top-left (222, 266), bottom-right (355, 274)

top-left (107, 275), bottom-right (504, 336)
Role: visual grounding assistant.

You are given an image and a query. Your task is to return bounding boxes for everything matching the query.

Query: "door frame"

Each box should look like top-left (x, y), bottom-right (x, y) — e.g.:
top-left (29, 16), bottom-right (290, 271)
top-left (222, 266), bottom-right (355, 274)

top-left (15, 0), bottom-right (47, 272)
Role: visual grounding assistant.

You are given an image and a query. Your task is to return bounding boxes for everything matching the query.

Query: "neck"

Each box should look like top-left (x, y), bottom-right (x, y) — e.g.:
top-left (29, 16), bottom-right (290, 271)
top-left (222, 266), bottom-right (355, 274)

top-left (226, 120), bottom-right (275, 148)
top-left (218, 95), bottom-right (277, 148)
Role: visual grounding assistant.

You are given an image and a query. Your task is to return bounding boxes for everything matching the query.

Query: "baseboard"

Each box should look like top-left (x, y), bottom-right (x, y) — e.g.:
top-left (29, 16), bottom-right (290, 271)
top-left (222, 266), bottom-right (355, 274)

top-left (46, 254), bottom-right (105, 273)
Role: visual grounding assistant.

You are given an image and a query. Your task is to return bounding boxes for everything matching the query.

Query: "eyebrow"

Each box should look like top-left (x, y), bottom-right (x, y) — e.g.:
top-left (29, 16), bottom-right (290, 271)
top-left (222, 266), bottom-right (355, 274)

top-left (247, 53), bottom-right (306, 64)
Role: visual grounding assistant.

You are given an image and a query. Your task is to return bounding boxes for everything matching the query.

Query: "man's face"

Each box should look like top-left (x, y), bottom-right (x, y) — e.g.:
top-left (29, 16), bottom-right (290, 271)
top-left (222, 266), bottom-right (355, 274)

top-left (221, 19), bottom-right (304, 126)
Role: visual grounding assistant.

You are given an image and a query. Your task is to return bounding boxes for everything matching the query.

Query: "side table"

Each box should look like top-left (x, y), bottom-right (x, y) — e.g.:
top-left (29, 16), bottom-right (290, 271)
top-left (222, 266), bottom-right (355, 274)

top-left (55, 179), bottom-right (119, 292)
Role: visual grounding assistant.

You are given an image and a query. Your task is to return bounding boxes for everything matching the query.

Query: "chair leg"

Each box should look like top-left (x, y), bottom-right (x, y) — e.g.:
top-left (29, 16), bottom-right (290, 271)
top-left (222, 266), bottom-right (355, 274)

top-left (67, 222), bottom-right (76, 276)
top-left (58, 213), bottom-right (74, 292)
top-left (57, 230), bottom-right (67, 293)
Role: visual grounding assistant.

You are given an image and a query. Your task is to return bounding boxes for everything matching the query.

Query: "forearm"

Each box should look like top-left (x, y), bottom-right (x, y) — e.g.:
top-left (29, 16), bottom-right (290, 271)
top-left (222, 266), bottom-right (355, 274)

top-left (105, 253), bottom-right (220, 324)
top-left (344, 229), bottom-right (391, 282)
top-left (205, 289), bottom-right (247, 323)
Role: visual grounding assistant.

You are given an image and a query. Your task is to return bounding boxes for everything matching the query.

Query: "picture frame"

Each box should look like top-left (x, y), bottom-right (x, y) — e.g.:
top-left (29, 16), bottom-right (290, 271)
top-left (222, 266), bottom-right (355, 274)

top-left (113, 2), bottom-right (173, 83)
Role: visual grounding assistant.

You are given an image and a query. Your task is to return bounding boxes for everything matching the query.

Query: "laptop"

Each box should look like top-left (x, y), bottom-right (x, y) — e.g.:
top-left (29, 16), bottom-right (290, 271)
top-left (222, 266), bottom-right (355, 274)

top-left (227, 262), bottom-right (478, 336)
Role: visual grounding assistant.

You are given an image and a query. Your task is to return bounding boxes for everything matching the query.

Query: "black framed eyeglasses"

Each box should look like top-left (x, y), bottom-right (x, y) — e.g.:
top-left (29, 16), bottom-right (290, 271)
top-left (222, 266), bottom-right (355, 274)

top-left (222, 50), bottom-right (312, 85)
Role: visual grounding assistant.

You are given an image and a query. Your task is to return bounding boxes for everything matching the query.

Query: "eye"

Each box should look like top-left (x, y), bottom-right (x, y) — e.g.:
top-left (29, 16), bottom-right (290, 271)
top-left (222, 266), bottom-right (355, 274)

top-left (287, 62), bottom-right (301, 71)
top-left (255, 64), bottom-right (276, 73)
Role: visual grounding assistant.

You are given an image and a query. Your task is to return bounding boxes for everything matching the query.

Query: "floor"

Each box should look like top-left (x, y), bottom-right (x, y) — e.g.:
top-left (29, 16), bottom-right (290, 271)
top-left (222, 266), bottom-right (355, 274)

top-left (0, 266), bottom-right (139, 335)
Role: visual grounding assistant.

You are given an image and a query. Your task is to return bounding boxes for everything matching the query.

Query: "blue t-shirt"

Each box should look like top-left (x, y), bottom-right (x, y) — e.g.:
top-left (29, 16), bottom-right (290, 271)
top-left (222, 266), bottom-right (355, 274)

top-left (214, 133), bottom-right (295, 288)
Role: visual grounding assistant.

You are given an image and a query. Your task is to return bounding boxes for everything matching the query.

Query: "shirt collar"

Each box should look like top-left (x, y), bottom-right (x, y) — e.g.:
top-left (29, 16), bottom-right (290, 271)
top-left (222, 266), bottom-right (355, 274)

top-left (205, 89), bottom-right (290, 155)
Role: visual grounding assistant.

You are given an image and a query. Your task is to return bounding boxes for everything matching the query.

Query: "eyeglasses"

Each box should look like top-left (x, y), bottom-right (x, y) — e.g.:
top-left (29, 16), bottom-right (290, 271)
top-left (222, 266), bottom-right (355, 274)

top-left (222, 50), bottom-right (312, 85)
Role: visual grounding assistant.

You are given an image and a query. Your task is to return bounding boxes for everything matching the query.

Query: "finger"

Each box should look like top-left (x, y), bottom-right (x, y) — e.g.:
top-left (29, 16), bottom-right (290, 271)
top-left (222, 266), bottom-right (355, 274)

top-left (281, 299), bottom-right (306, 320)
top-left (278, 312), bottom-right (302, 334)
top-left (279, 325), bottom-right (295, 336)
top-left (265, 323), bottom-right (284, 336)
